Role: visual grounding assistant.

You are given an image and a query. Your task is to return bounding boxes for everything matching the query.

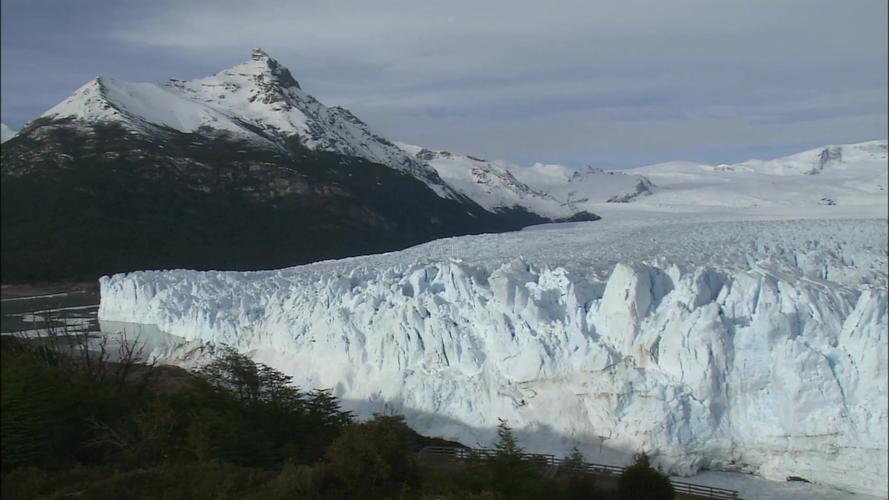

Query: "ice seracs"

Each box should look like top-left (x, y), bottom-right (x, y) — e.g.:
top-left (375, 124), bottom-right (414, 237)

top-left (99, 214), bottom-right (889, 497)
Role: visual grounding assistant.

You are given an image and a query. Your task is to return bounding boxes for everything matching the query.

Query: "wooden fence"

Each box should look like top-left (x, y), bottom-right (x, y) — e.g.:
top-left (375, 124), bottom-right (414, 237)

top-left (419, 446), bottom-right (739, 500)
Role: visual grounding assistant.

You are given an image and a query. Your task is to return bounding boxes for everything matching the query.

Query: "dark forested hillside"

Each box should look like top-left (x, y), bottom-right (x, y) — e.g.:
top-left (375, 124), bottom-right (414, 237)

top-left (1, 119), bottom-right (562, 282)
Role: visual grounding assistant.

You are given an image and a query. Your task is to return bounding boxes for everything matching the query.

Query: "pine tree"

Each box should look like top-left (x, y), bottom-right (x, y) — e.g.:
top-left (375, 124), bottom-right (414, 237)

top-left (493, 418), bottom-right (522, 457)
top-left (617, 452), bottom-right (675, 500)
top-left (564, 446), bottom-right (586, 471)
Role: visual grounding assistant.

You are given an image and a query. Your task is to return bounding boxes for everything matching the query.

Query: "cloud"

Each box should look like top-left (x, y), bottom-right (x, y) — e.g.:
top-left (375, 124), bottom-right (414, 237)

top-left (2, 0), bottom-right (886, 166)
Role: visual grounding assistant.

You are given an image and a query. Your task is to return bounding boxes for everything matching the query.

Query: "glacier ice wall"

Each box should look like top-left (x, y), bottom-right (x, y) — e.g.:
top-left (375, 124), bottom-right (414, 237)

top-left (99, 218), bottom-right (888, 496)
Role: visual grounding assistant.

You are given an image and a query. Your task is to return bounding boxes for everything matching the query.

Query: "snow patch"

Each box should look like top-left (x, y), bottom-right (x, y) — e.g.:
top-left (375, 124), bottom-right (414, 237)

top-left (41, 77), bottom-right (252, 137)
top-left (0, 123), bottom-right (17, 143)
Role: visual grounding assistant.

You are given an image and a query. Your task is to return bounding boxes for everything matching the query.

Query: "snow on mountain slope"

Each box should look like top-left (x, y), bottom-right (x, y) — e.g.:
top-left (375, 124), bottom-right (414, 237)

top-left (0, 123), bottom-right (17, 143)
top-left (40, 77), bottom-right (255, 137)
top-left (34, 49), bottom-right (448, 193)
top-left (165, 49), bottom-right (441, 187)
top-left (397, 143), bottom-right (573, 218)
top-left (99, 214), bottom-right (889, 497)
top-left (735, 140), bottom-right (886, 176)
top-left (395, 142), bottom-right (659, 218)
top-left (394, 139), bottom-right (883, 219)
top-left (627, 140), bottom-right (888, 213)
top-left (512, 162), bottom-right (656, 206)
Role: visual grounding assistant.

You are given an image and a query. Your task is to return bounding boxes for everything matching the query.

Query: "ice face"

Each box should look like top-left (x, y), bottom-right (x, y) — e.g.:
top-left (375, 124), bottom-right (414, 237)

top-left (99, 216), bottom-right (888, 497)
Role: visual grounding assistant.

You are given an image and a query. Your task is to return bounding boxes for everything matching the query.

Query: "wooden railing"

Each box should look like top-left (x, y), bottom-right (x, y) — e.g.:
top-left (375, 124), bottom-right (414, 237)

top-left (419, 446), bottom-right (739, 499)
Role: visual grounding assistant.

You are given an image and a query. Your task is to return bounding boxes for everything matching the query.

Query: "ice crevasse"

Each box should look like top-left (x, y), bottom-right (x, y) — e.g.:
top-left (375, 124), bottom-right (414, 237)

top-left (99, 219), bottom-right (888, 497)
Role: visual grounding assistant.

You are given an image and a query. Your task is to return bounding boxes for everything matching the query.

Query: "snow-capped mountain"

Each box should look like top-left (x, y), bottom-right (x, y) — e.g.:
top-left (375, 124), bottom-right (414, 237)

top-left (513, 162), bottom-right (655, 206)
top-left (38, 49), bottom-right (446, 191)
top-left (3, 50), bottom-right (576, 282)
top-left (727, 140), bottom-right (886, 176)
top-left (164, 49), bottom-right (443, 187)
top-left (31, 48), bottom-right (649, 215)
top-left (395, 138), bottom-right (886, 219)
top-left (397, 142), bottom-right (656, 218)
top-left (0, 123), bottom-right (16, 143)
top-left (42, 77), bottom-right (255, 137)
top-left (628, 140), bottom-right (888, 212)
top-left (397, 143), bottom-right (575, 218)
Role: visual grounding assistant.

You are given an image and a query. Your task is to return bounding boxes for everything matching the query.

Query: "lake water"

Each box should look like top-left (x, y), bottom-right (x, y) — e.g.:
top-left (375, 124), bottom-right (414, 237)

top-left (0, 290), bottom-right (207, 364)
top-left (1, 290), bottom-right (101, 335)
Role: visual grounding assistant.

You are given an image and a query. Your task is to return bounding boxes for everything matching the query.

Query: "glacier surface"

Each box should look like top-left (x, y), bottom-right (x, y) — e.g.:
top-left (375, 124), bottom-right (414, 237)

top-left (99, 215), bottom-right (888, 497)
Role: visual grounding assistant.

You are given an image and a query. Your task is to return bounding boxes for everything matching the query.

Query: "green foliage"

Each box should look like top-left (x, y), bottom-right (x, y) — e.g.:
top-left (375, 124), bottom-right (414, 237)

top-left (430, 418), bottom-right (561, 500)
top-left (324, 414), bottom-right (421, 498)
top-left (493, 418), bottom-right (522, 457)
top-left (1, 340), bottom-right (351, 475)
top-left (564, 446), bottom-right (586, 471)
top-left (564, 472), bottom-right (600, 500)
top-left (1, 348), bottom-right (133, 470)
top-left (192, 349), bottom-right (352, 465)
top-left (559, 446), bottom-right (599, 499)
top-left (2, 463), bottom-right (275, 500)
top-left (489, 419), bottom-right (534, 498)
top-left (1, 337), bottom-right (621, 499)
top-left (617, 452), bottom-right (675, 500)
top-left (253, 463), bottom-right (330, 500)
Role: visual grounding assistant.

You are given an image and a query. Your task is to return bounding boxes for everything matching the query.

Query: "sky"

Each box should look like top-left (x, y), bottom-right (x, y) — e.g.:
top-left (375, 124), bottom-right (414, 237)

top-left (1, 0), bottom-right (887, 168)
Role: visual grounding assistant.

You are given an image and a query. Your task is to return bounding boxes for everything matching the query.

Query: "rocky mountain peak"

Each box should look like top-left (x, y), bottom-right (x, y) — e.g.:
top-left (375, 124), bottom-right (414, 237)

top-left (250, 47), bottom-right (270, 60)
top-left (30, 51), bottom-right (448, 193)
top-left (217, 48), bottom-right (302, 90)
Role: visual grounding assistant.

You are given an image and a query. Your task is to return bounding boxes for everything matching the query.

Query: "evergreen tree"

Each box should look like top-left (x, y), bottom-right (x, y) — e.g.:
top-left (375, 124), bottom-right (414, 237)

top-left (493, 418), bottom-right (522, 457)
top-left (563, 446), bottom-right (598, 499)
top-left (324, 414), bottom-right (420, 498)
top-left (489, 419), bottom-right (532, 499)
top-left (617, 452), bottom-right (675, 500)
top-left (564, 446), bottom-right (586, 471)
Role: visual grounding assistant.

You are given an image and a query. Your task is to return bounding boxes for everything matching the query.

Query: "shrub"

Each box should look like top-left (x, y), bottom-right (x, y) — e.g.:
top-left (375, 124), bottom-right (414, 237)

top-left (253, 463), bottom-right (329, 500)
top-left (617, 452), bottom-right (675, 500)
top-left (324, 414), bottom-right (421, 498)
top-left (77, 463), bottom-right (274, 500)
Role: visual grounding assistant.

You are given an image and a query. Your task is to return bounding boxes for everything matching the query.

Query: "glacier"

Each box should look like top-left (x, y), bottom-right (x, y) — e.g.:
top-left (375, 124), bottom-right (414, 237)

top-left (99, 214), bottom-right (888, 497)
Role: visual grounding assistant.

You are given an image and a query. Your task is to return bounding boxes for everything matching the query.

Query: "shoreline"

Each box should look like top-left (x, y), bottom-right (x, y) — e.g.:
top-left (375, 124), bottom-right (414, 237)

top-left (0, 281), bottom-right (99, 301)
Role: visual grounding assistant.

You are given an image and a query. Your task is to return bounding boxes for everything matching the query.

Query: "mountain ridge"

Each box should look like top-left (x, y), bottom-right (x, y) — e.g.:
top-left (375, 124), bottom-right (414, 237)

top-left (2, 50), bottom-right (578, 283)
top-left (38, 49), bottom-right (449, 193)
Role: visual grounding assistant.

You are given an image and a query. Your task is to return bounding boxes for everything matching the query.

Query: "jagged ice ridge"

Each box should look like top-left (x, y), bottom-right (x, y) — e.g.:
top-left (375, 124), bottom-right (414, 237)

top-left (99, 216), bottom-right (889, 497)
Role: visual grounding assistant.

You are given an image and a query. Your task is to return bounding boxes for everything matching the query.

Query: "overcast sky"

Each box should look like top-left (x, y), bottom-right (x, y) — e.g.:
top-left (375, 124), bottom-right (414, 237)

top-left (2, 0), bottom-right (886, 167)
